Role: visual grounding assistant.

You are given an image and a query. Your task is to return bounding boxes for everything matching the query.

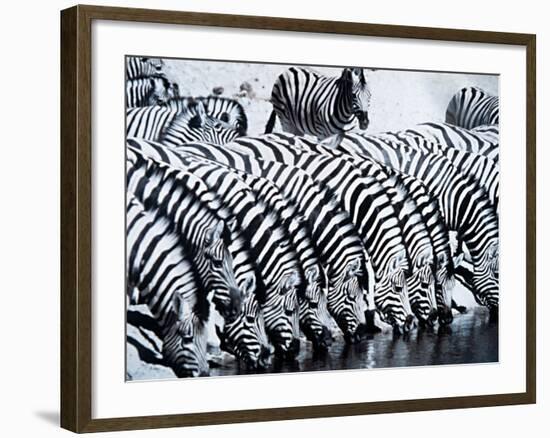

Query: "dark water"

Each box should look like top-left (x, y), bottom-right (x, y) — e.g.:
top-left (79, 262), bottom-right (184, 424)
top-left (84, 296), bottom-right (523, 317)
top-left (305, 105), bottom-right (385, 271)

top-left (210, 307), bottom-right (498, 377)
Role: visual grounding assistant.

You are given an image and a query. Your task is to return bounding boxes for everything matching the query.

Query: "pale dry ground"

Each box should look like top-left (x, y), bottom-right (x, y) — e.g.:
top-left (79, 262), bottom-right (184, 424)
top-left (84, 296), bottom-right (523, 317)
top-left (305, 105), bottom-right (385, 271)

top-left (127, 59), bottom-right (497, 380)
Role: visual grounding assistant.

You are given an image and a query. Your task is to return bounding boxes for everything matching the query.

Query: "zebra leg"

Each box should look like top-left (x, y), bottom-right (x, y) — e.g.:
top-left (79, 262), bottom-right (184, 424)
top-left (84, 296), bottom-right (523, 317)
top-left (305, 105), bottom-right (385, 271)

top-left (265, 110), bottom-right (277, 133)
top-left (363, 309), bottom-right (382, 334)
top-left (489, 306), bottom-right (499, 323)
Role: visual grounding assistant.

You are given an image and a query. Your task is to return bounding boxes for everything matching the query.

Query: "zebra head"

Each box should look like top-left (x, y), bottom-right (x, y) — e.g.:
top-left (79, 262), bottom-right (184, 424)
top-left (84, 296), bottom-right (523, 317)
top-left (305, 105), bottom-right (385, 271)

top-left (265, 270), bottom-right (301, 358)
top-left (202, 220), bottom-right (242, 322)
top-left (474, 242), bottom-right (499, 311)
top-left (374, 252), bottom-right (415, 334)
top-left (408, 253), bottom-right (438, 327)
top-left (342, 67), bottom-right (372, 130)
top-left (299, 266), bottom-right (333, 351)
top-left (162, 292), bottom-right (209, 378)
top-left (328, 259), bottom-right (367, 344)
top-left (148, 76), bottom-right (173, 105)
top-left (178, 101), bottom-right (242, 145)
top-left (217, 275), bottom-right (274, 371)
top-left (435, 254), bottom-right (455, 325)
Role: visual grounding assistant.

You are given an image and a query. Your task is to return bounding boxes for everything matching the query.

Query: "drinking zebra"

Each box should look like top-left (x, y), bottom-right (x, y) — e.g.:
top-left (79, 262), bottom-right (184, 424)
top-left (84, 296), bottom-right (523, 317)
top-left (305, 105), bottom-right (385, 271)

top-left (335, 133), bottom-right (500, 318)
top-left (280, 135), bottom-right (440, 326)
top-left (160, 140), bottom-right (372, 341)
top-left (265, 67), bottom-right (372, 142)
top-left (126, 194), bottom-right (209, 377)
top-left (129, 138), bottom-right (303, 357)
top-left (445, 86), bottom-right (499, 129)
top-left (216, 275), bottom-right (274, 371)
top-left (228, 134), bottom-right (417, 333)
top-left (127, 143), bottom-right (244, 321)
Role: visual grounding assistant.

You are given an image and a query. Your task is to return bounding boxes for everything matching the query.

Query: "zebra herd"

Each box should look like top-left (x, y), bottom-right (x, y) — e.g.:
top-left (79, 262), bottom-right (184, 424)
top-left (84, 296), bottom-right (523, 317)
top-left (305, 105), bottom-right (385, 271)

top-left (126, 57), bottom-right (500, 378)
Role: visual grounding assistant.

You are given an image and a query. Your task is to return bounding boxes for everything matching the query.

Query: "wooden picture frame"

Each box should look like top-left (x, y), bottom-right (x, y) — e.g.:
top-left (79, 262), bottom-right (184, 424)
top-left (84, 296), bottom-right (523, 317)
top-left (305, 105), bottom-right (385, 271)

top-left (60, 4), bottom-right (536, 433)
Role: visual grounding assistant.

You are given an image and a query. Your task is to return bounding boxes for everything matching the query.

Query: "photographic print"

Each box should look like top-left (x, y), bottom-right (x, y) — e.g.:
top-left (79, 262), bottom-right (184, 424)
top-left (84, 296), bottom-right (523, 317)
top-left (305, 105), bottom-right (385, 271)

top-left (125, 56), bottom-right (499, 381)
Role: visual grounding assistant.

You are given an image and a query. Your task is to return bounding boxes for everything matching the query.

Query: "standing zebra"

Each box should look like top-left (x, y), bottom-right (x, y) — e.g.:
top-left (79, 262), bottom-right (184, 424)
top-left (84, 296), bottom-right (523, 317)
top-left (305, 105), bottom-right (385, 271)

top-left (265, 67), bottom-right (372, 142)
top-left (126, 194), bottom-right (210, 377)
top-left (127, 143), bottom-right (244, 321)
top-left (445, 86), bottom-right (499, 129)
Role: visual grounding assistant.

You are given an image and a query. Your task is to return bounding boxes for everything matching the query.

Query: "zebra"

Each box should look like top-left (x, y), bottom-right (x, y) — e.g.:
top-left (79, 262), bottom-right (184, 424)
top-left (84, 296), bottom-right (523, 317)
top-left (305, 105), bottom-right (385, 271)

top-left (129, 138), bottom-right (303, 357)
top-left (126, 76), bottom-right (173, 108)
top-left (218, 165), bottom-right (334, 349)
top-left (149, 139), bottom-right (372, 341)
top-left (162, 96), bottom-right (248, 136)
top-left (126, 105), bottom-right (177, 141)
top-left (311, 138), bottom-right (455, 325)
top-left (228, 134), bottom-right (419, 333)
top-left (126, 56), bottom-right (165, 80)
top-left (445, 86), bottom-right (499, 129)
top-left (405, 122), bottom-right (499, 163)
top-left (126, 194), bottom-right (209, 377)
top-left (159, 100), bottom-right (242, 146)
top-left (127, 142), bottom-right (244, 321)
top-left (377, 131), bottom-right (499, 211)
top-left (215, 275), bottom-right (274, 371)
top-left (257, 133), bottom-right (439, 327)
top-left (126, 102), bottom-right (241, 146)
top-left (335, 133), bottom-right (500, 318)
top-left (265, 67), bottom-right (372, 142)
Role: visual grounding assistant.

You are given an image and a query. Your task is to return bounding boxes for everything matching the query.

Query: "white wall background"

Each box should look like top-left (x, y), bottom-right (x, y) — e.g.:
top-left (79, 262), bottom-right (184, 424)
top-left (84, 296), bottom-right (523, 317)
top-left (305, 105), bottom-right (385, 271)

top-left (0, 0), bottom-right (545, 436)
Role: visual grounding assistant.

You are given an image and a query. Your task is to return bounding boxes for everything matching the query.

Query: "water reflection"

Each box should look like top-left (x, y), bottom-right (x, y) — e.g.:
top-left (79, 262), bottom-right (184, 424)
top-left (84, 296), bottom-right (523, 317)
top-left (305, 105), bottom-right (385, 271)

top-left (210, 307), bottom-right (498, 377)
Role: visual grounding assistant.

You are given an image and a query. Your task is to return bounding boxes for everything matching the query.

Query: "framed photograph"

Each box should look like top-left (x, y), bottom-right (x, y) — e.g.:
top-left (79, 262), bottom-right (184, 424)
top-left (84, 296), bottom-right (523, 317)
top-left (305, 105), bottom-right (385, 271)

top-left (60, 4), bottom-right (536, 433)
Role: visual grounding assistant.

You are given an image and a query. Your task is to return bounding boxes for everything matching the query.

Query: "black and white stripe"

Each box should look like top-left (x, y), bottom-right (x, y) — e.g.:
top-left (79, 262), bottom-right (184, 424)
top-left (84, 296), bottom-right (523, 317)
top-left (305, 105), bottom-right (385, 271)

top-left (445, 86), bottom-right (499, 129)
top-left (127, 142), bottom-right (244, 321)
top-left (126, 194), bottom-right (210, 377)
top-left (163, 96), bottom-right (248, 136)
top-left (336, 133), bottom-right (499, 314)
top-left (265, 67), bottom-right (372, 140)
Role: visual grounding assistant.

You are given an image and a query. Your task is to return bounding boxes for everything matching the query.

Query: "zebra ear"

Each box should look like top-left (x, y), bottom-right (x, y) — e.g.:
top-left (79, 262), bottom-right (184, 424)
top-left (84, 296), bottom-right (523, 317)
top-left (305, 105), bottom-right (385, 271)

top-left (172, 292), bottom-right (192, 320)
top-left (351, 67), bottom-right (365, 80)
top-left (341, 68), bottom-right (353, 83)
top-left (204, 221), bottom-right (223, 247)
top-left (346, 259), bottom-right (361, 277)
top-left (305, 266), bottom-right (319, 284)
top-left (242, 274), bottom-right (256, 297)
top-left (284, 271), bottom-right (299, 290)
top-left (453, 253), bottom-right (464, 269)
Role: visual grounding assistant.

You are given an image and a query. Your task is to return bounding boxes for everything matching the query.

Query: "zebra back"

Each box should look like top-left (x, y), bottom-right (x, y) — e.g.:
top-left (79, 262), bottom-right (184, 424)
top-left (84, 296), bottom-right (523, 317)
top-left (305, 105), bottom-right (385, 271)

top-left (445, 86), bottom-right (499, 129)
